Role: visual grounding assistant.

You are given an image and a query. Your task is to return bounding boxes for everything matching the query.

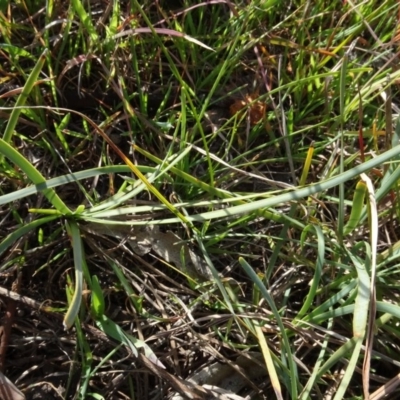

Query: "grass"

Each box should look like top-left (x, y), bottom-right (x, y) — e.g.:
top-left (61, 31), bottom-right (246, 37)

top-left (1, 0), bottom-right (400, 399)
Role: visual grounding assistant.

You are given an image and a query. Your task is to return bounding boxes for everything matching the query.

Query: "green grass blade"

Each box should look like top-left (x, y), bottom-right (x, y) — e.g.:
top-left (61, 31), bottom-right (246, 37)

top-left (2, 48), bottom-right (48, 145)
top-left (94, 144), bottom-right (392, 226)
top-left (0, 215), bottom-right (59, 260)
top-left (95, 315), bottom-right (138, 358)
top-left (343, 180), bottom-right (367, 236)
top-left (345, 246), bottom-right (370, 339)
top-left (106, 258), bottom-right (145, 314)
top-left (83, 141), bottom-right (400, 227)
top-left (302, 280), bottom-right (357, 323)
top-left (361, 172), bottom-right (378, 398)
top-left (95, 315), bottom-right (164, 368)
top-left (90, 275), bottom-right (105, 319)
top-left (338, 46), bottom-right (350, 243)
top-left (300, 318), bottom-right (334, 399)
top-left (63, 220), bottom-right (84, 330)
top-left (315, 337), bottom-right (357, 383)
top-left (0, 138), bottom-right (72, 215)
top-left (0, 165), bottom-right (153, 206)
top-left (87, 146), bottom-right (192, 213)
top-left (296, 224), bottom-right (325, 319)
top-left (333, 339), bottom-right (363, 400)
top-left (75, 313), bottom-right (94, 398)
top-left (377, 301), bottom-right (400, 319)
top-left (70, 0), bottom-right (98, 43)
top-left (239, 257), bottom-right (298, 399)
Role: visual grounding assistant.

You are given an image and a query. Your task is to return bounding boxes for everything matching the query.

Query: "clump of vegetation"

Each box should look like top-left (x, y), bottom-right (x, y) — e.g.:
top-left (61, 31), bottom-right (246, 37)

top-left (1, 0), bottom-right (400, 399)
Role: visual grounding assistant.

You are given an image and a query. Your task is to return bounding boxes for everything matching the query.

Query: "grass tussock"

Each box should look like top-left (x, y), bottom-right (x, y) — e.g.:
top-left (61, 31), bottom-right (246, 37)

top-left (1, 0), bottom-right (400, 399)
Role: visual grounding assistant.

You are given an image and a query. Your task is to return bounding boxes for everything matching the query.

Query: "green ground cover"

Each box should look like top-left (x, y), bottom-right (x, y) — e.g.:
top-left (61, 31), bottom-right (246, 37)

top-left (1, 1), bottom-right (400, 399)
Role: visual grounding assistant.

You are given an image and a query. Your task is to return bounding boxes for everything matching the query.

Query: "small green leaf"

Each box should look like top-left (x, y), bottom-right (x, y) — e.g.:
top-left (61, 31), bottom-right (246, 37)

top-left (0, 43), bottom-right (34, 59)
top-left (90, 275), bottom-right (105, 318)
top-left (75, 205), bottom-right (86, 214)
top-left (38, 228), bottom-right (44, 246)
top-left (343, 180), bottom-right (367, 236)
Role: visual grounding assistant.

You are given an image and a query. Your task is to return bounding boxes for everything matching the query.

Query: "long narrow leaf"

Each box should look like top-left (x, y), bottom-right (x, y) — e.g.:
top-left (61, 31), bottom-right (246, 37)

top-left (63, 221), bottom-right (84, 330)
top-left (239, 257), bottom-right (298, 399)
top-left (315, 337), bottom-right (357, 383)
top-left (296, 224), bottom-right (325, 319)
top-left (0, 138), bottom-right (72, 215)
top-left (88, 143), bottom-right (400, 224)
top-left (361, 172), bottom-right (378, 398)
top-left (345, 246), bottom-right (370, 338)
top-left (254, 320), bottom-right (283, 400)
top-left (0, 215), bottom-right (59, 260)
top-left (96, 315), bottom-right (164, 368)
top-left (70, 0), bottom-right (98, 42)
top-left (343, 180), bottom-right (367, 236)
top-left (300, 318), bottom-right (334, 399)
top-left (0, 165), bottom-right (155, 206)
top-left (338, 43), bottom-right (352, 242)
top-left (333, 339), bottom-right (363, 400)
top-left (2, 48), bottom-right (48, 144)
